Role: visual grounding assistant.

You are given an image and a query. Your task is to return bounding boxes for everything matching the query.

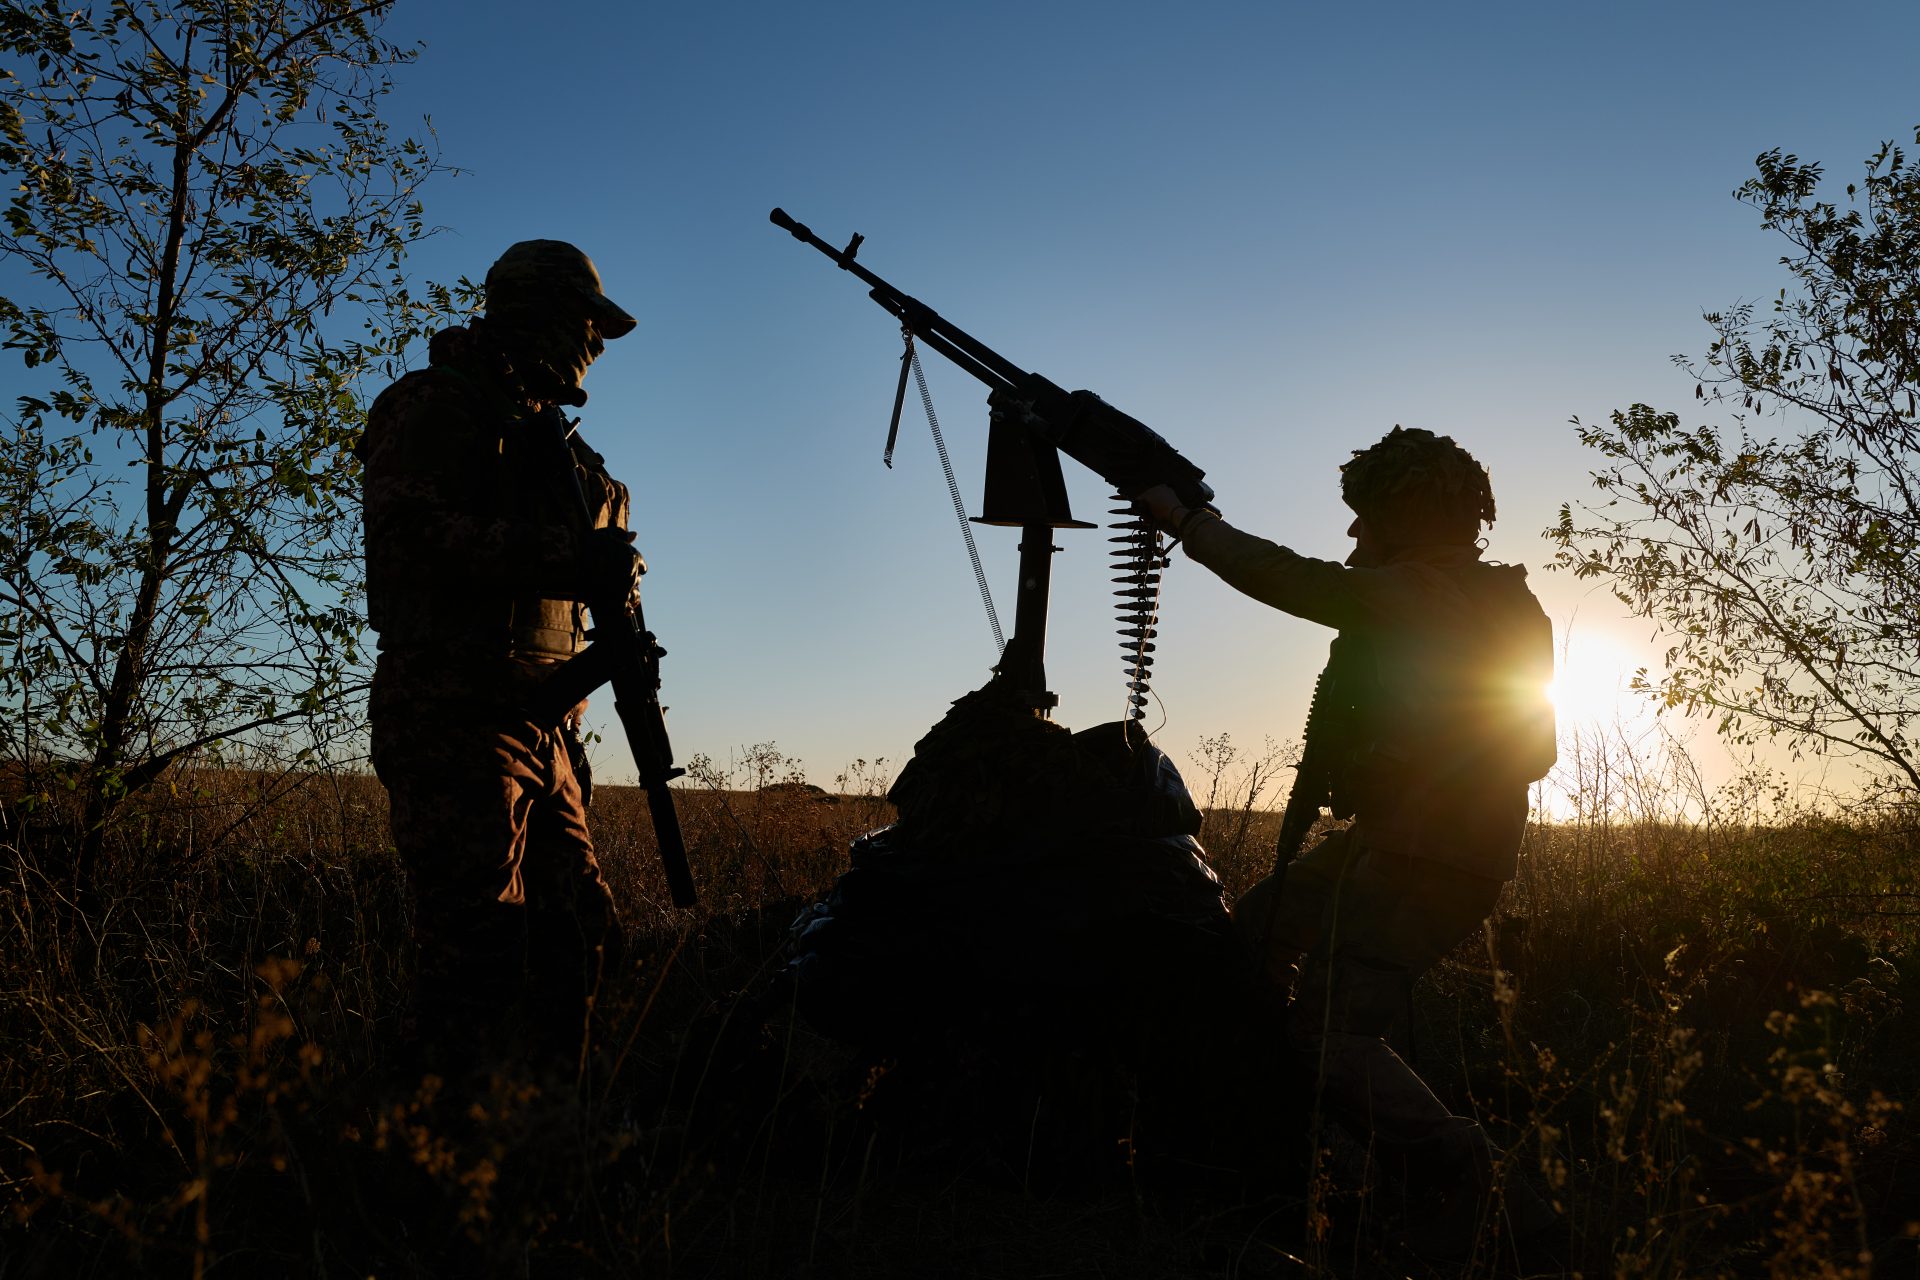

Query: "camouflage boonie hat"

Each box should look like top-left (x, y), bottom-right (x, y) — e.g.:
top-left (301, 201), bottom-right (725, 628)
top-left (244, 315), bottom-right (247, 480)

top-left (484, 240), bottom-right (637, 339)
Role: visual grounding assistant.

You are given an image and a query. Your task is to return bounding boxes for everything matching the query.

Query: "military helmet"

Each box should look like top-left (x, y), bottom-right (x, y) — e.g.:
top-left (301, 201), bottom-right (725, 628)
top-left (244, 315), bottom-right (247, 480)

top-left (484, 240), bottom-right (636, 339)
top-left (1340, 425), bottom-right (1495, 545)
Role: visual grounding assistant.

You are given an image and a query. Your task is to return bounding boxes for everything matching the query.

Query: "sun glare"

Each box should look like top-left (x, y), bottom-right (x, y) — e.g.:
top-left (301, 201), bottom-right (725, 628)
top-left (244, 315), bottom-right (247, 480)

top-left (1548, 632), bottom-right (1650, 729)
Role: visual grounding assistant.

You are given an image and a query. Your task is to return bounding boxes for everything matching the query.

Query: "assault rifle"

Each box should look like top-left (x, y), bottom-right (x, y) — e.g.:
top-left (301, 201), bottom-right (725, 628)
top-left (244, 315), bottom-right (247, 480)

top-left (527, 407), bottom-right (698, 908)
top-left (768, 208), bottom-right (1215, 513)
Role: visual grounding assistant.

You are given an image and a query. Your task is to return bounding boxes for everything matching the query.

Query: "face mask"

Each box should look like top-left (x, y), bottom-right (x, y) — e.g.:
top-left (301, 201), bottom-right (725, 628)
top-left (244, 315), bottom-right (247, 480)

top-left (485, 305), bottom-right (604, 407)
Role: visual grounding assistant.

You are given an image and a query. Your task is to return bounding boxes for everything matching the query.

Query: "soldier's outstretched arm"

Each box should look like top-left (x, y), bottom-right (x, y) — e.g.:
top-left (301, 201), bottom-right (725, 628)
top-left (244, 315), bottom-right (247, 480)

top-left (1136, 484), bottom-right (1363, 631)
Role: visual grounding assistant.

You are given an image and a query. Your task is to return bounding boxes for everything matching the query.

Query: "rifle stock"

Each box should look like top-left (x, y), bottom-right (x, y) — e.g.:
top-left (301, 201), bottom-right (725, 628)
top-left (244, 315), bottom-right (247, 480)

top-left (1272, 760), bottom-right (1328, 871)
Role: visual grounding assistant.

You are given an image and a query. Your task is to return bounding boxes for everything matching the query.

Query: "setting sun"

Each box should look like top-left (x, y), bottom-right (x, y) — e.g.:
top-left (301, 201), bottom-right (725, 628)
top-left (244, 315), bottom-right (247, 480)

top-left (1548, 631), bottom-right (1651, 729)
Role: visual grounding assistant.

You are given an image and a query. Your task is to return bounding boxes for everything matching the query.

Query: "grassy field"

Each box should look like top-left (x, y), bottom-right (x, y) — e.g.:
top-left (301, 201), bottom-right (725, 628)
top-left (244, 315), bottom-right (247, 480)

top-left (1, 742), bottom-right (1915, 1278)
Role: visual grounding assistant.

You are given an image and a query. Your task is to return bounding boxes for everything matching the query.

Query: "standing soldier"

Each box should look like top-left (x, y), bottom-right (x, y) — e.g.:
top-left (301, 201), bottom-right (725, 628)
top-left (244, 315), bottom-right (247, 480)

top-left (359, 241), bottom-right (646, 1073)
top-left (1135, 427), bottom-right (1558, 1248)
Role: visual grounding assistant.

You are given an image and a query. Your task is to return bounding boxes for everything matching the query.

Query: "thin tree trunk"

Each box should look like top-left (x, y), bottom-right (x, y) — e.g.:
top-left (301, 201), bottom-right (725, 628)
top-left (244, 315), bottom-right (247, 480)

top-left (71, 121), bottom-right (198, 904)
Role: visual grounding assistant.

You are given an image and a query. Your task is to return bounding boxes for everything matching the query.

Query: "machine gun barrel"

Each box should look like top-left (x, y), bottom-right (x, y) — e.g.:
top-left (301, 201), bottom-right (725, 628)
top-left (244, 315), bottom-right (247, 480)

top-left (769, 207), bottom-right (1215, 511)
top-left (770, 208), bottom-right (1024, 393)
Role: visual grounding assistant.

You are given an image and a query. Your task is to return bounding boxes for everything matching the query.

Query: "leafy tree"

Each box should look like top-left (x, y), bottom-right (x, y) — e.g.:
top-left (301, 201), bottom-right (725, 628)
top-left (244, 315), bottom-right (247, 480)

top-left (1552, 128), bottom-right (1920, 792)
top-left (0, 0), bottom-right (456, 885)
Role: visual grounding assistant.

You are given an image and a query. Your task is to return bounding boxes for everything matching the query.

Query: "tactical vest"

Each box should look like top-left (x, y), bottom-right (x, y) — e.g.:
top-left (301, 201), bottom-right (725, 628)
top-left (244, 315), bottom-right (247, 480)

top-left (1337, 567), bottom-right (1557, 802)
top-left (497, 409), bottom-right (630, 662)
top-left (363, 355), bottom-right (631, 659)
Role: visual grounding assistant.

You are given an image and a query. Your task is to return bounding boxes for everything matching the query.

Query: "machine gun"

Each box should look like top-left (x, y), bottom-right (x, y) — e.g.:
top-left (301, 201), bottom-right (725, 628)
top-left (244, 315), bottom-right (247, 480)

top-left (526, 407), bottom-right (698, 908)
top-left (770, 208), bottom-right (1215, 718)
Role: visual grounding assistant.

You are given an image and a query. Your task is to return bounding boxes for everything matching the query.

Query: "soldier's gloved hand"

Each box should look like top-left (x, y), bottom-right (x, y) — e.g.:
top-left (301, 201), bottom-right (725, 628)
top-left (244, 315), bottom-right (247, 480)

top-left (581, 527), bottom-right (645, 603)
top-left (1133, 482), bottom-right (1223, 538)
top-left (1121, 483), bottom-right (1213, 537)
top-left (1131, 484), bottom-right (1185, 534)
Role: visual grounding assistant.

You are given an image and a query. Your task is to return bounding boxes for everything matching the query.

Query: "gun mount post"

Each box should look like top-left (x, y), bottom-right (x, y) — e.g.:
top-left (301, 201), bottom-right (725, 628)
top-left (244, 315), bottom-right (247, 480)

top-left (971, 394), bottom-right (1092, 713)
top-left (994, 523), bottom-right (1059, 711)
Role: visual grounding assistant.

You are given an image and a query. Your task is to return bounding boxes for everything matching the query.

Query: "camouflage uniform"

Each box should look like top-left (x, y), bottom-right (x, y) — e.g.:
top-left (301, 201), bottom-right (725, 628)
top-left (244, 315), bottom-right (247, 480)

top-left (360, 245), bottom-right (638, 1067)
top-left (1180, 514), bottom-right (1555, 1171)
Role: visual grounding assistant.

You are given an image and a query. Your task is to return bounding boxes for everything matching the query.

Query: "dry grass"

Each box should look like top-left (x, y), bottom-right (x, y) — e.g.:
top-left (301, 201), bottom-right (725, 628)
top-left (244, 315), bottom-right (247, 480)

top-left (0, 739), bottom-right (1916, 1278)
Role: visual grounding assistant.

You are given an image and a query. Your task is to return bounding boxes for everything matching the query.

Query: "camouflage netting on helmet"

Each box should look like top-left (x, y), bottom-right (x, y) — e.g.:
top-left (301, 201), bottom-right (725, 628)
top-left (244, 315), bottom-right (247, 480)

top-left (786, 680), bottom-right (1292, 1171)
top-left (1340, 425), bottom-right (1495, 546)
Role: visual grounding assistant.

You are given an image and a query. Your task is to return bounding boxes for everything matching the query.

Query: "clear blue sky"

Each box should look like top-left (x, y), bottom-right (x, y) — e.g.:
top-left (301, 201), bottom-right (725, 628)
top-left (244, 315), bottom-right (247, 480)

top-left (374, 0), bottom-right (1919, 797)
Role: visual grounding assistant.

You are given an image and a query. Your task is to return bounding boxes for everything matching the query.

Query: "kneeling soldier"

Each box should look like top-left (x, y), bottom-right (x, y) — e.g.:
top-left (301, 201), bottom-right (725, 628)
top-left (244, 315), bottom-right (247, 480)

top-left (1136, 427), bottom-right (1558, 1246)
